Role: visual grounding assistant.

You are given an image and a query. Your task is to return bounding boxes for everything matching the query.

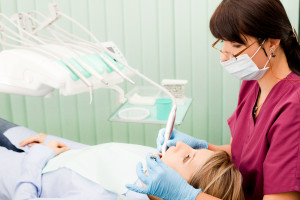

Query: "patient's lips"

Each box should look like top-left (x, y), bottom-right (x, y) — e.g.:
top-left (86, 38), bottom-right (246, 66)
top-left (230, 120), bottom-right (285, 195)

top-left (151, 153), bottom-right (162, 159)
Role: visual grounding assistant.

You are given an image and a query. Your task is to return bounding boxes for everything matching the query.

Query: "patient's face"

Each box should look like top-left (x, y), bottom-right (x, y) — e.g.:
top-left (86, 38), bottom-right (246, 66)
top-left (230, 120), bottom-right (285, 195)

top-left (161, 141), bottom-right (214, 181)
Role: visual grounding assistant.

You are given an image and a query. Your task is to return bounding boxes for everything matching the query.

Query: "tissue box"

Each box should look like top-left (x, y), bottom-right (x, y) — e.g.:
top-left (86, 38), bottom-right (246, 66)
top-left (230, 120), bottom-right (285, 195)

top-left (161, 79), bottom-right (188, 99)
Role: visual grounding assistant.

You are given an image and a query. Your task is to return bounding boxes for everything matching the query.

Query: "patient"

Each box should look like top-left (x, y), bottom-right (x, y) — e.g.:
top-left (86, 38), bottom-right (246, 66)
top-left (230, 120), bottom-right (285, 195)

top-left (151, 142), bottom-right (245, 200)
top-left (0, 119), bottom-right (244, 200)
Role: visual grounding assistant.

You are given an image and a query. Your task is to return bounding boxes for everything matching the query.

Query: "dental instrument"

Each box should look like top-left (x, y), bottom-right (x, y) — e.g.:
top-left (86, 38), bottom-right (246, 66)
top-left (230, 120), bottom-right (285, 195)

top-left (0, 12), bottom-right (129, 102)
top-left (11, 9), bottom-right (135, 103)
top-left (16, 12), bottom-right (110, 86)
top-left (0, 13), bottom-right (96, 100)
top-left (25, 5), bottom-right (135, 85)
top-left (161, 105), bottom-right (177, 155)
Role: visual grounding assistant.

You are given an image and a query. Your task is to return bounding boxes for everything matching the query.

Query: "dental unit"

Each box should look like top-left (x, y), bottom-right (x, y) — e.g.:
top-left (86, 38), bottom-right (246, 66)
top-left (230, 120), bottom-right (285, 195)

top-left (0, 4), bottom-right (176, 154)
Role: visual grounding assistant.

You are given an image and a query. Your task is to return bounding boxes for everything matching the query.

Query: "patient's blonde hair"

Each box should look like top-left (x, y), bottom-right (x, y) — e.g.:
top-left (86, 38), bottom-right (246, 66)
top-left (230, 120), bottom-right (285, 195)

top-left (188, 150), bottom-right (244, 200)
top-left (148, 150), bottom-right (244, 200)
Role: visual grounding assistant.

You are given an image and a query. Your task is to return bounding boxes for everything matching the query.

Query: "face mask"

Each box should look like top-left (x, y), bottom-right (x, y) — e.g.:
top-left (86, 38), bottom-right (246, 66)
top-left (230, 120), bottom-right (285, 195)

top-left (220, 40), bottom-right (272, 80)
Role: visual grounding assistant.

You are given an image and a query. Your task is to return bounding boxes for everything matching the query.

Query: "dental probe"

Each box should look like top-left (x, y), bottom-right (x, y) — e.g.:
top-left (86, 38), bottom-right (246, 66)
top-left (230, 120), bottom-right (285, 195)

top-left (161, 105), bottom-right (177, 155)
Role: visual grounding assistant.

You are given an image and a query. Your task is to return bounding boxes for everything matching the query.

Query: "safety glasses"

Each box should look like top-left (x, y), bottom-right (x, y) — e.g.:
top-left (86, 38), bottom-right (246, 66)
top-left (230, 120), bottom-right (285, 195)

top-left (212, 39), bottom-right (256, 59)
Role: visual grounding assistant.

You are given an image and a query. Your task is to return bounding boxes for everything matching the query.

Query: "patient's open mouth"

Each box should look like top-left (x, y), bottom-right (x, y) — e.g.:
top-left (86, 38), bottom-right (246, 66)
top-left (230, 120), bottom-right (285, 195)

top-left (151, 153), bottom-right (162, 159)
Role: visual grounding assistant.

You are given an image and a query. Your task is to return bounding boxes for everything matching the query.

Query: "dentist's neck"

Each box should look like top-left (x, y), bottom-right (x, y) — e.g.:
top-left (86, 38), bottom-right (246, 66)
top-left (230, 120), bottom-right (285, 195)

top-left (257, 47), bottom-right (291, 98)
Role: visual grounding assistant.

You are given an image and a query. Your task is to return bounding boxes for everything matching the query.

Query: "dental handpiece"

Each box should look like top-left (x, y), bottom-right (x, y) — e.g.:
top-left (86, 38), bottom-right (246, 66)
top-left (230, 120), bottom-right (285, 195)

top-left (161, 105), bottom-right (177, 155)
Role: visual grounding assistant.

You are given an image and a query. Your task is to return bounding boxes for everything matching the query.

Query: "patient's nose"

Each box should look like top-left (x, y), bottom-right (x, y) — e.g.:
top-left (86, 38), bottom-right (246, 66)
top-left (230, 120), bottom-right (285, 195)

top-left (176, 141), bottom-right (189, 149)
top-left (176, 141), bottom-right (184, 146)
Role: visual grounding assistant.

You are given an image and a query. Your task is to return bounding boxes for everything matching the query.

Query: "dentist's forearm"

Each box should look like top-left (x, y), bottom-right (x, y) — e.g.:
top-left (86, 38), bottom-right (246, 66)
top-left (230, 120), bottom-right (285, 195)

top-left (208, 143), bottom-right (231, 156)
top-left (195, 192), bottom-right (222, 200)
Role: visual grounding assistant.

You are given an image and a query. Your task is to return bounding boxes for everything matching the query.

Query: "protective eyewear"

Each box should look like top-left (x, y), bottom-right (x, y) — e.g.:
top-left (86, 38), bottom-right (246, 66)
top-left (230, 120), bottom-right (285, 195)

top-left (212, 39), bottom-right (256, 59)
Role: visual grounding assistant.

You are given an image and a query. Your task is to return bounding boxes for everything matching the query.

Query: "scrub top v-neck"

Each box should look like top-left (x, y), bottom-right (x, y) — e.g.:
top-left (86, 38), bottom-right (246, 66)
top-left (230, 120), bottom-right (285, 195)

top-left (228, 72), bottom-right (300, 200)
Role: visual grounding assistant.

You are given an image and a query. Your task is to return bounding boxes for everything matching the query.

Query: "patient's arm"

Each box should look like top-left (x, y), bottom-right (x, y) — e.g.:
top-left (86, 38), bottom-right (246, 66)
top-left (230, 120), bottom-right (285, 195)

top-left (19, 133), bottom-right (47, 147)
top-left (19, 133), bottom-right (89, 150)
top-left (13, 142), bottom-right (69, 200)
top-left (13, 144), bottom-right (55, 199)
top-left (44, 135), bottom-right (89, 149)
top-left (3, 125), bottom-right (88, 152)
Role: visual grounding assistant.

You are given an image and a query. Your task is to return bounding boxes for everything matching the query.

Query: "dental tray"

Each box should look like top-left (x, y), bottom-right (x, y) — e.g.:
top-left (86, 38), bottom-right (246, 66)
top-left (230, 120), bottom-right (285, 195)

top-left (109, 97), bottom-right (192, 125)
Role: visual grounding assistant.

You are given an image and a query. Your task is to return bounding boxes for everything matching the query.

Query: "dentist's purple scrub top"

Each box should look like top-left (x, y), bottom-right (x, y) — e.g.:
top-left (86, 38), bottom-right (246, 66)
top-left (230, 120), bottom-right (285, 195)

top-left (228, 72), bottom-right (300, 200)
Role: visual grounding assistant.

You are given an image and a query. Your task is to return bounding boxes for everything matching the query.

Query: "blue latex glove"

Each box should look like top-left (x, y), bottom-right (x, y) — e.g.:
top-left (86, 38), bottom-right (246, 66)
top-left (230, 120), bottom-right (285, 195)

top-left (126, 154), bottom-right (202, 200)
top-left (156, 128), bottom-right (208, 153)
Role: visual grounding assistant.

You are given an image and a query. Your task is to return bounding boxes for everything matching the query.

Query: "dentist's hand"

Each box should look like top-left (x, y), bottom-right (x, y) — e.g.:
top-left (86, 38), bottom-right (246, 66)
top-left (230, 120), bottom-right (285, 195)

top-left (156, 128), bottom-right (208, 153)
top-left (126, 154), bottom-right (202, 200)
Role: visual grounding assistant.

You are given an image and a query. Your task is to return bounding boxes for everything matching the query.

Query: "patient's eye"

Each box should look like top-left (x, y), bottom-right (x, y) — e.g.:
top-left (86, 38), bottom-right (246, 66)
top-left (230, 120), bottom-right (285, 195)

top-left (183, 155), bottom-right (190, 163)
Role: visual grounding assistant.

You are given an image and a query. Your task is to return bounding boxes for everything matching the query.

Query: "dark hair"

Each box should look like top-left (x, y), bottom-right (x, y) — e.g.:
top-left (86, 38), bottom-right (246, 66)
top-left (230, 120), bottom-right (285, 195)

top-left (209, 0), bottom-right (300, 75)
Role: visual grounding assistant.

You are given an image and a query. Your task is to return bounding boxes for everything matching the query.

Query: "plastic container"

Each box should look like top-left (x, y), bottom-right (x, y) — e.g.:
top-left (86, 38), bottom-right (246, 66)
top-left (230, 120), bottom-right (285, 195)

top-left (126, 86), bottom-right (162, 105)
top-left (156, 98), bottom-right (172, 120)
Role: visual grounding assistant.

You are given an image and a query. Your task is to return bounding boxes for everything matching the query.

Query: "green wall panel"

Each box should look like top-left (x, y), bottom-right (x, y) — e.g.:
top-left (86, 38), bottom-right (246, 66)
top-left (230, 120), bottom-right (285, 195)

top-left (0, 0), bottom-right (299, 147)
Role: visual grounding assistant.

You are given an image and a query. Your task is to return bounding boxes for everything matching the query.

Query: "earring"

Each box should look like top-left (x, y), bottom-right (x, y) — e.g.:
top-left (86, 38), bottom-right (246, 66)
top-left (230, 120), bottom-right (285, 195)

top-left (270, 49), bottom-right (276, 57)
top-left (292, 26), bottom-right (299, 43)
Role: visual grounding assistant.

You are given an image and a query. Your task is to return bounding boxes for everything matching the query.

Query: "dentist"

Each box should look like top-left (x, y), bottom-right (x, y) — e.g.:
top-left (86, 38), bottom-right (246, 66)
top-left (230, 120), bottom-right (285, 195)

top-left (126, 0), bottom-right (300, 199)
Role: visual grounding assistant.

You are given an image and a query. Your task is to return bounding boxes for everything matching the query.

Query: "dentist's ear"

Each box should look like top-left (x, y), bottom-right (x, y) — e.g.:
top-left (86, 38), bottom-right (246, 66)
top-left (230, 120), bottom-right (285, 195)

top-left (268, 38), bottom-right (281, 52)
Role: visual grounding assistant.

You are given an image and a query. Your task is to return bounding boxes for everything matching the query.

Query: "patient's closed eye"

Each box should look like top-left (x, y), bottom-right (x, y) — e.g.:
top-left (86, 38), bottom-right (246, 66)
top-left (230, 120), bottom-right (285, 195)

top-left (183, 155), bottom-right (190, 162)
